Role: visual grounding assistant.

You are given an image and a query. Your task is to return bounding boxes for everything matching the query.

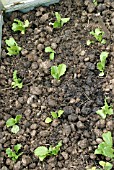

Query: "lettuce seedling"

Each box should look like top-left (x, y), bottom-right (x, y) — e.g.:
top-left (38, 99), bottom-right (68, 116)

top-left (96, 98), bottom-right (113, 119)
top-left (6, 144), bottom-right (23, 162)
top-left (34, 141), bottom-right (62, 161)
top-left (93, 0), bottom-right (98, 6)
top-left (94, 131), bottom-right (114, 158)
top-left (97, 51), bottom-right (109, 76)
top-left (51, 64), bottom-right (66, 80)
top-left (6, 114), bottom-right (22, 134)
top-left (99, 161), bottom-right (113, 170)
top-left (45, 47), bottom-right (56, 60)
top-left (12, 70), bottom-right (23, 89)
top-left (45, 110), bottom-right (64, 123)
top-left (12, 19), bottom-right (29, 34)
top-left (51, 12), bottom-right (70, 28)
top-left (87, 161), bottom-right (113, 170)
top-left (5, 37), bottom-right (21, 56)
top-left (90, 28), bottom-right (106, 44)
top-left (86, 40), bottom-right (94, 46)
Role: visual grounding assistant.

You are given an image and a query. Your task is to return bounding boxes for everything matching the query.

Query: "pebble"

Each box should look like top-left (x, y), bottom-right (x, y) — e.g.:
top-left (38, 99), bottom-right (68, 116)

top-left (1, 167), bottom-right (8, 170)
top-left (22, 155), bottom-right (32, 166)
top-left (37, 44), bottom-right (44, 51)
top-left (90, 153), bottom-right (96, 160)
top-left (13, 161), bottom-right (21, 170)
top-left (48, 98), bottom-right (57, 107)
top-left (45, 26), bottom-right (53, 33)
top-left (51, 43), bottom-right (57, 50)
top-left (68, 114), bottom-right (77, 122)
top-left (31, 130), bottom-right (36, 137)
top-left (40, 13), bottom-right (49, 23)
top-left (96, 138), bottom-right (103, 144)
top-left (30, 124), bottom-right (38, 130)
top-left (63, 124), bottom-right (71, 136)
top-left (76, 121), bottom-right (85, 129)
top-left (31, 62), bottom-right (38, 70)
top-left (30, 86), bottom-right (42, 95)
top-left (39, 130), bottom-right (50, 137)
top-left (78, 139), bottom-right (88, 149)
top-left (111, 18), bottom-right (114, 25)
top-left (51, 119), bottom-right (60, 127)
top-left (61, 152), bottom-right (69, 160)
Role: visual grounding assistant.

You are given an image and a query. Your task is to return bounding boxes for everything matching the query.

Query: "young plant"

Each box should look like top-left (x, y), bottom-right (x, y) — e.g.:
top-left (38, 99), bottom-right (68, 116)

top-left (99, 161), bottom-right (113, 170)
top-left (96, 98), bottom-right (113, 119)
top-left (6, 144), bottom-right (22, 162)
top-left (86, 40), bottom-right (94, 46)
top-left (51, 64), bottom-right (66, 80)
top-left (90, 28), bottom-right (106, 44)
top-left (45, 47), bottom-right (56, 60)
top-left (87, 161), bottom-right (113, 170)
top-left (6, 114), bottom-right (22, 134)
top-left (45, 110), bottom-right (64, 124)
top-left (34, 141), bottom-right (62, 161)
top-left (93, 0), bottom-right (98, 6)
top-left (12, 19), bottom-right (29, 34)
top-left (12, 70), bottom-right (23, 89)
top-left (94, 131), bottom-right (114, 158)
top-left (51, 12), bottom-right (70, 28)
top-left (5, 37), bottom-right (21, 56)
top-left (97, 51), bottom-right (109, 76)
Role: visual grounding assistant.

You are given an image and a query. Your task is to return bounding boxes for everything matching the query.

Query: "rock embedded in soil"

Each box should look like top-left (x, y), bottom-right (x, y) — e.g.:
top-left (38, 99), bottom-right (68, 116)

top-left (78, 139), bottom-right (88, 149)
top-left (30, 86), bottom-right (42, 95)
top-left (63, 124), bottom-right (71, 136)
top-left (13, 161), bottom-right (21, 170)
top-left (22, 155), bottom-right (32, 166)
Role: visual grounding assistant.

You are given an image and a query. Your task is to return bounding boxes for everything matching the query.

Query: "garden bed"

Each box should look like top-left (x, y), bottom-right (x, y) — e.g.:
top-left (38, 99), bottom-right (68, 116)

top-left (0, 0), bottom-right (114, 169)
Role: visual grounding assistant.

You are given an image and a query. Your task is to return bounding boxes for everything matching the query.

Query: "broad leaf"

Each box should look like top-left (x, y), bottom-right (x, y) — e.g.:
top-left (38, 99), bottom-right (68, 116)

top-left (15, 115), bottom-right (22, 124)
top-left (34, 146), bottom-right (49, 157)
top-left (11, 125), bottom-right (19, 134)
top-left (45, 117), bottom-right (52, 123)
top-left (6, 118), bottom-right (15, 127)
top-left (58, 110), bottom-right (64, 117)
top-left (58, 64), bottom-right (66, 78)
top-left (14, 144), bottom-right (22, 153)
top-left (51, 112), bottom-right (58, 119)
top-left (102, 131), bottom-right (112, 146)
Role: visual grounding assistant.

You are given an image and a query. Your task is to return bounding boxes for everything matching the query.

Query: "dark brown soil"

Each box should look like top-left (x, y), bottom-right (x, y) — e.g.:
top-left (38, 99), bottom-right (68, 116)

top-left (0, 0), bottom-right (114, 169)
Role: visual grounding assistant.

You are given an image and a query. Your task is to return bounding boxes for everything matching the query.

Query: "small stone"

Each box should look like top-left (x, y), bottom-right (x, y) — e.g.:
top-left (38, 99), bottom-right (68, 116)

top-left (30, 86), bottom-right (42, 95)
top-left (63, 124), bottom-right (71, 136)
top-left (40, 13), bottom-right (49, 23)
top-left (35, 11), bottom-right (42, 17)
top-left (90, 153), bottom-right (96, 160)
top-left (97, 4), bottom-right (106, 12)
top-left (22, 155), bottom-right (32, 166)
top-left (111, 18), bottom-right (114, 25)
top-left (51, 119), bottom-right (60, 127)
top-left (13, 161), bottom-right (21, 170)
top-left (61, 152), bottom-right (68, 160)
top-left (39, 130), bottom-right (50, 137)
top-left (31, 62), bottom-right (38, 70)
top-left (84, 57), bottom-right (90, 62)
top-left (51, 43), bottom-right (57, 50)
top-left (68, 114), bottom-right (77, 122)
top-left (96, 138), bottom-right (103, 144)
top-left (45, 26), bottom-right (53, 33)
top-left (15, 100), bottom-right (22, 109)
top-left (76, 121), bottom-right (85, 129)
top-left (1, 166), bottom-right (8, 170)
top-left (78, 139), bottom-right (88, 149)
top-left (37, 44), bottom-right (44, 51)
top-left (31, 130), bottom-right (36, 137)
top-left (48, 99), bottom-right (57, 107)
top-left (0, 120), bottom-right (5, 128)
top-left (30, 124), bottom-right (38, 130)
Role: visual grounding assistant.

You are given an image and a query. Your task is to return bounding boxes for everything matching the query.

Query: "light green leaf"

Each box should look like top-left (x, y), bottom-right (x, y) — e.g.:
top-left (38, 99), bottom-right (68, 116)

top-left (96, 109), bottom-right (106, 119)
top-left (45, 47), bottom-right (54, 53)
top-left (61, 17), bottom-right (70, 26)
top-left (55, 12), bottom-right (61, 23)
top-left (11, 125), bottom-right (19, 134)
top-left (14, 144), bottom-right (22, 153)
top-left (103, 146), bottom-right (114, 158)
top-left (45, 117), bottom-right (52, 123)
top-left (102, 131), bottom-right (112, 146)
top-left (58, 110), bottom-right (64, 117)
top-left (51, 112), bottom-right (58, 119)
top-left (6, 148), bottom-right (13, 157)
top-left (51, 66), bottom-right (59, 79)
top-left (15, 115), bottom-right (22, 124)
top-left (6, 118), bottom-right (15, 127)
top-left (34, 146), bottom-right (49, 161)
top-left (99, 161), bottom-right (113, 170)
top-left (58, 64), bottom-right (66, 78)
top-left (50, 53), bottom-right (55, 60)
